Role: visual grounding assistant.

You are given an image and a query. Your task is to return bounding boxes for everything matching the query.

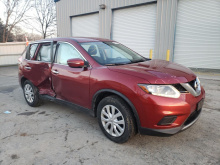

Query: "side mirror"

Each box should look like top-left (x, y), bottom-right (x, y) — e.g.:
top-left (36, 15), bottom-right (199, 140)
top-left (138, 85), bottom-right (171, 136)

top-left (67, 58), bottom-right (85, 68)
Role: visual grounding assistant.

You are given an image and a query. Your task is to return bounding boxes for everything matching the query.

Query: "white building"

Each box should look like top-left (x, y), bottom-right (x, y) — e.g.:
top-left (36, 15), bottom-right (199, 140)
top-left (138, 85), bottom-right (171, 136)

top-left (55, 0), bottom-right (220, 69)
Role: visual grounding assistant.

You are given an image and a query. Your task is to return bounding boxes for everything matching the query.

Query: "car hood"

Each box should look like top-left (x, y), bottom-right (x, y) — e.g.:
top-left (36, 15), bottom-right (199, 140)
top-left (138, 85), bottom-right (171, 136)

top-left (107, 59), bottom-right (196, 84)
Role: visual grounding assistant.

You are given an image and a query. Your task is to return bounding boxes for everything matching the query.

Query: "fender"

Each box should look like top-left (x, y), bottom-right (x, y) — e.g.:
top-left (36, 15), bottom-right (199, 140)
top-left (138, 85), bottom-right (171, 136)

top-left (20, 76), bottom-right (27, 88)
top-left (92, 89), bottom-right (141, 129)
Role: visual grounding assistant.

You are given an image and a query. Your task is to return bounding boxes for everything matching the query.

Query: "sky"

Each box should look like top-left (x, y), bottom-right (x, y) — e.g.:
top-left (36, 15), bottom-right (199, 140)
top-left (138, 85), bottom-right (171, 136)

top-left (0, 2), bottom-right (32, 33)
top-left (0, 1), bottom-right (43, 36)
top-left (0, 2), bottom-right (5, 21)
top-left (0, 1), bottom-right (57, 38)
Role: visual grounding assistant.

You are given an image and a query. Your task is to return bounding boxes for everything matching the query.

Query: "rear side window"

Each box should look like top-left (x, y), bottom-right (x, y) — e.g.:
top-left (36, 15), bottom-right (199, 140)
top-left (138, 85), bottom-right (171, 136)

top-left (36, 43), bottom-right (51, 62)
top-left (55, 43), bottom-right (83, 65)
top-left (26, 44), bottom-right (38, 60)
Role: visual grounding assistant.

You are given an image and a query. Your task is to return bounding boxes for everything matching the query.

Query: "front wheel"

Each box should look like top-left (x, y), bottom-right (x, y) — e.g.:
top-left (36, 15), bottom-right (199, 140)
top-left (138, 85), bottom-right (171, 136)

top-left (23, 80), bottom-right (41, 107)
top-left (97, 95), bottom-right (136, 143)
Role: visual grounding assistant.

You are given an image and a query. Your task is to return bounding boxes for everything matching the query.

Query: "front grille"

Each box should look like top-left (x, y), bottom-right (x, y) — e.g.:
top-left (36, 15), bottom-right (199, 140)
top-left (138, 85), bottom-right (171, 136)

top-left (188, 79), bottom-right (196, 90)
top-left (173, 78), bottom-right (198, 94)
top-left (172, 84), bottom-right (188, 93)
top-left (183, 109), bottom-right (201, 126)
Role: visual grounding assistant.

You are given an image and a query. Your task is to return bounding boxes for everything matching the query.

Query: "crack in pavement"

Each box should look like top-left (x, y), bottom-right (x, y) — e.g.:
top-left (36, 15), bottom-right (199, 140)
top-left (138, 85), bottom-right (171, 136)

top-left (65, 130), bottom-right (69, 141)
top-left (76, 141), bottom-right (98, 151)
top-left (18, 111), bottom-right (38, 116)
top-left (1, 130), bottom-right (61, 140)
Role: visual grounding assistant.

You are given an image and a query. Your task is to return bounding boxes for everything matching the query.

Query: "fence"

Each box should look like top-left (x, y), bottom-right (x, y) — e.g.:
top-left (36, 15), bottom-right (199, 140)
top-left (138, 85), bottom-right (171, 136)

top-left (0, 42), bottom-right (26, 66)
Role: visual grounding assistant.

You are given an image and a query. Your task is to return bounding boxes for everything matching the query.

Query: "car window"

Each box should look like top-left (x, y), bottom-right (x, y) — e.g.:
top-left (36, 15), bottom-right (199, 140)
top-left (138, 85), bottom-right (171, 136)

top-left (26, 44), bottom-right (38, 60)
top-left (81, 44), bottom-right (101, 57)
top-left (80, 42), bottom-right (146, 65)
top-left (36, 43), bottom-right (51, 62)
top-left (56, 43), bottom-right (83, 65)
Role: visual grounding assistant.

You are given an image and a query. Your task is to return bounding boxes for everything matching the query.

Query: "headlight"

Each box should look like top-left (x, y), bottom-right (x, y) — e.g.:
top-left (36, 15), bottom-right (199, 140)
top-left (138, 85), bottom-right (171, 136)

top-left (138, 84), bottom-right (180, 98)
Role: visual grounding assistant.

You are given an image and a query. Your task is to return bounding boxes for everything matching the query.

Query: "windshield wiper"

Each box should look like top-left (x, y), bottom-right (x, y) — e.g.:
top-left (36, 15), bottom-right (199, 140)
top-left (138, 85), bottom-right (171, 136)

top-left (132, 58), bottom-right (150, 63)
top-left (105, 63), bottom-right (131, 66)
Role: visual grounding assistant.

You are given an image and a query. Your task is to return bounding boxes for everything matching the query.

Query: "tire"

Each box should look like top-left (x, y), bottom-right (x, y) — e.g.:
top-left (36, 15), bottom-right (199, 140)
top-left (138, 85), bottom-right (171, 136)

top-left (23, 80), bottom-right (41, 107)
top-left (97, 95), bottom-right (136, 143)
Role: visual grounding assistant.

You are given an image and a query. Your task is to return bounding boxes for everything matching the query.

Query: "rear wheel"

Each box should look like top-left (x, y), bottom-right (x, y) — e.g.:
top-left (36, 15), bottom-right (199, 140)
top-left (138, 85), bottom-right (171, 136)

top-left (97, 95), bottom-right (136, 143)
top-left (23, 80), bottom-right (41, 107)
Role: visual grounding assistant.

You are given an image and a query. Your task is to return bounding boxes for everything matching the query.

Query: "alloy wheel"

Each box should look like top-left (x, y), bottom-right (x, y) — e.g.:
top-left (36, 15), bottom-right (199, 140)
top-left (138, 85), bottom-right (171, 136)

top-left (24, 84), bottom-right (34, 103)
top-left (101, 105), bottom-right (125, 137)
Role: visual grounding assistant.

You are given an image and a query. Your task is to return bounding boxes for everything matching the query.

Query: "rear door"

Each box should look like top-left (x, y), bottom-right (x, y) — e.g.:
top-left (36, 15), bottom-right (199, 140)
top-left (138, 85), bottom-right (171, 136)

top-left (51, 42), bottom-right (91, 108)
top-left (22, 42), bottom-right (55, 96)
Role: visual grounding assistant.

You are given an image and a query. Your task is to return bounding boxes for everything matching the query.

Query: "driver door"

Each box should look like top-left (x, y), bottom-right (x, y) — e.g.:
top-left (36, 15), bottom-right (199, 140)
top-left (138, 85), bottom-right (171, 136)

top-left (51, 42), bottom-right (91, 109)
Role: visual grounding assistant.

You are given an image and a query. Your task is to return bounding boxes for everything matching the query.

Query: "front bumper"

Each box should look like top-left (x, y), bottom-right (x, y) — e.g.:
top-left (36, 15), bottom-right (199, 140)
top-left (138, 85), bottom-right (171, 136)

top-left (139, 108), bottom-right (202, 135)
top-left (134, 87), bottom-right (205, 135)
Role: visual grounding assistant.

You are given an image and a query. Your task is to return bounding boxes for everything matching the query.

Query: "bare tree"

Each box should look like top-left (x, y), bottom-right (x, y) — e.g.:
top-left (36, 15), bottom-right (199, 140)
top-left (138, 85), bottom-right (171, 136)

top-left (1, 0), bottom-right (32, 42)
top-left (13, 26), bottom-right (25, 41)
top-left (33, 0), bottom-right (56, 39)
top-left (26, 32), bottom-right (42, 41)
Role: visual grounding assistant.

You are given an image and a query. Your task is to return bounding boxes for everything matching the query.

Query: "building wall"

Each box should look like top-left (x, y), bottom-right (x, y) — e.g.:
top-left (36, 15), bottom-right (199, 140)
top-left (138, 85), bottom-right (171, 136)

top-left (56, 0), bottom-right (178, 60)
top-left (0, 42), bottom-right (26, 66)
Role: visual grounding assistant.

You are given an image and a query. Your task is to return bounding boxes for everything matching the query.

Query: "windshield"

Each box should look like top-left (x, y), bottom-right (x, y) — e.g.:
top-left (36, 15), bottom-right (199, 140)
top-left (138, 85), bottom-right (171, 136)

top-left (80, 41), bottom-right (149, 65)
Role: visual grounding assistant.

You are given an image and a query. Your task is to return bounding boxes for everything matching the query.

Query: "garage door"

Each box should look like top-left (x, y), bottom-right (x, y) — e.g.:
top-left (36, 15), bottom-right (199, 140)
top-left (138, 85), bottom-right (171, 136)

top-left (112, 3), bottom-right (157, 57)
top-left (174, 0), bottom-right (220, 69)
top-left (71, 13), bottom-right (99, 37)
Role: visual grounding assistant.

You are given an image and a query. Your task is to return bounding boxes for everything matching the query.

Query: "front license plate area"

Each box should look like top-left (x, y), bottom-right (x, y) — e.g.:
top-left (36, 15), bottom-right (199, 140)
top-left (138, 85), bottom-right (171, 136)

top-left (197, 99), bottom-right (204, 111)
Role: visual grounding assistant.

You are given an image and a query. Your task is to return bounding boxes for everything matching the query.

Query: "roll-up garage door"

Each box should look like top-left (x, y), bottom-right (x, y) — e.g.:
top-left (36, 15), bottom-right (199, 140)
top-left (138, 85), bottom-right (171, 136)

top-left (112, 3), bottom-right (157, 57)
top-left (71, 13), bottom-right (99, 37)
top-left (174, 0), bottom-right (220, 69)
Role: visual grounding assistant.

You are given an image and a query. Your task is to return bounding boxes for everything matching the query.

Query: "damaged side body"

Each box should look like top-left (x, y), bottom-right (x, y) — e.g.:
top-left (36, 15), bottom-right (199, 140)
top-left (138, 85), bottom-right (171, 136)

top-left (20, 41), bottom-right (56, 97)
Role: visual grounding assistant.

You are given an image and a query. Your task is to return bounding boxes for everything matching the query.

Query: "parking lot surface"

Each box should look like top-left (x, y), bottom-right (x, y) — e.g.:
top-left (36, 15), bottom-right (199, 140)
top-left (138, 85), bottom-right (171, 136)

top-left (0, 66), bottom-right (220, 165)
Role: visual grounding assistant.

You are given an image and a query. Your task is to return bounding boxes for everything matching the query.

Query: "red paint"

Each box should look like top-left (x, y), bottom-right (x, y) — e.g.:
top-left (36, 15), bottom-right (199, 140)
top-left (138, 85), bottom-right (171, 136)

top-left (67, 58), bottom-right (85, 68)
top-left (108, 59), bottom-right (196, 84)
top-left (18, 37), bottom-right (205, 133)
top-left (51, 63), bottom-right (91, 107)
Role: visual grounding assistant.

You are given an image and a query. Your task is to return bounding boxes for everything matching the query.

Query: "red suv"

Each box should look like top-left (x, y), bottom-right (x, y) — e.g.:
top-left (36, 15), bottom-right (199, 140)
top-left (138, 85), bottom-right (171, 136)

top-left (18, 37), bottom-right (205, 143)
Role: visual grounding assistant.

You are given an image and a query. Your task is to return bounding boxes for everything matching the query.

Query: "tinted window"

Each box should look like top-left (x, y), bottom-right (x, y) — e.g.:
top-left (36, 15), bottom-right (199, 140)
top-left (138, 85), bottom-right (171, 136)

top-left (36, 43), bottom-right (51, 62)
top-left (26, 44), bottom-right (38, 60)
top-left (56, 43), bottom-right (83, 65)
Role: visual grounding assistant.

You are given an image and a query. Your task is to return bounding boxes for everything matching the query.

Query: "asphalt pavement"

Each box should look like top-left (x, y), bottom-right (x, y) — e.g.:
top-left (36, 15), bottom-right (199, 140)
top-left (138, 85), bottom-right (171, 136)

top-left (0, 66), bottom-right (219, 165)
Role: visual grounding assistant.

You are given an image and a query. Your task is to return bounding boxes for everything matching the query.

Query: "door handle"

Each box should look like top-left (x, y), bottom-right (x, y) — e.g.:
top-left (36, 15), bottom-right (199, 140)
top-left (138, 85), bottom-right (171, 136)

top-left (52, 70), bottom-right (59, 74)
top-left (25, 66), bottom-right (31, 70)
